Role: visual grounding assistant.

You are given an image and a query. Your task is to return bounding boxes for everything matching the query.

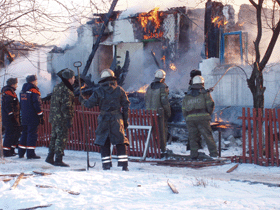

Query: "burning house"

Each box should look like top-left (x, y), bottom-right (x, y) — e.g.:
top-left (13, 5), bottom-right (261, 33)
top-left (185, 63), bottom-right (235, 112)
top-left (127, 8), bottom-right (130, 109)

top-left (47, 6), bottom-right (205, 92)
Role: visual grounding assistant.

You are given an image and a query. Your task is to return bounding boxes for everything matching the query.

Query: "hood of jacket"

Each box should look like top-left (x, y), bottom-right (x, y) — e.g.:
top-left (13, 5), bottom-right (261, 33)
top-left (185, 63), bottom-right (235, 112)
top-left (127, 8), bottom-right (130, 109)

top-left (150, 81), bottom-right (166, 89)
top-left (1, 85), bottom-right (16, 93)
top-left (21, 82), bottom-right (37, 92)
top-left (187, 84), bottom-right (205, 97)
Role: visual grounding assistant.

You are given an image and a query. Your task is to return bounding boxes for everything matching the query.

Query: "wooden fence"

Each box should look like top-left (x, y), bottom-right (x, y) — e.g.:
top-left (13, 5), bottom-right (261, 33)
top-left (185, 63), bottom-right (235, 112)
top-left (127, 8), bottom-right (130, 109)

top-left (37, 102), bottom-right (161, 159)
top-left (232, 108), bottom-right (280, 166)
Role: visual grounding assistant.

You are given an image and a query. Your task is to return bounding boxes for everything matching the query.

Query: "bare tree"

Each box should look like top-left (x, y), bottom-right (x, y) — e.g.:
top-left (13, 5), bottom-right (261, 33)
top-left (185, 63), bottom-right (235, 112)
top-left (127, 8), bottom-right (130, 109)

top-left (247, 0), bottom-right (280, 109)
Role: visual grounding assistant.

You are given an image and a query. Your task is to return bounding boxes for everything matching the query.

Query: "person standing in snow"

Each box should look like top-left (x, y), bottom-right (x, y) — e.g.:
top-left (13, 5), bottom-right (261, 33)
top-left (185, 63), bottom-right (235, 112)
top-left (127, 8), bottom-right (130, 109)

top-left (46, 69), bottom-right (75, 167)
top-left (144, 69), bottom-right (171, 153)
top-left (1, 78), bottom-right (21, 157)
top-left (182, 75), bottom-right (218, 160)
top-left (18, 75), bottom-right (44, 159)
top-left (79, 69), bottom-right (130, 171)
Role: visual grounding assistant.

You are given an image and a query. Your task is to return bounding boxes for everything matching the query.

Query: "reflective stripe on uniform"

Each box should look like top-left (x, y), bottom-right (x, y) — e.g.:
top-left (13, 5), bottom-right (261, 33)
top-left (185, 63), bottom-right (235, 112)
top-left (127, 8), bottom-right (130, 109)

top-left (3, 147), bottom-right (11, 150)
top-left (102, 156), bottom-right (112, 163)
top-left (187, 113), bottom-right (210, 118)
top-left (118, 155), bottom-right (128, 162)
top-left (26, 146), bottom-right (36, 149)
top-left (18, 145), bottom-right (27, 149)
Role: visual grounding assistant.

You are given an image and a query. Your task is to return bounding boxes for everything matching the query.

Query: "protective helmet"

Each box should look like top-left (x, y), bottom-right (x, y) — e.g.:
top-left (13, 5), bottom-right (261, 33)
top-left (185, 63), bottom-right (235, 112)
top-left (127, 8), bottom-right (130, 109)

top-left (155, 69), bottom-right (166, 79)
top-left (100, 69), bottom-right (115, 79)
top-left (192, 76), bottom-right (204, 84)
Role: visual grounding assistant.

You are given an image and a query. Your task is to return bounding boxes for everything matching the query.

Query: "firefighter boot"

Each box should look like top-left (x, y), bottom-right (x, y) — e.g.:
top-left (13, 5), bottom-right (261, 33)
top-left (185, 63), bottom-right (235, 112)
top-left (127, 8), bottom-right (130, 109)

top-left (45, 152), bottom-right (55, 165)
top-left (54, 155), bottom-right (69, 167)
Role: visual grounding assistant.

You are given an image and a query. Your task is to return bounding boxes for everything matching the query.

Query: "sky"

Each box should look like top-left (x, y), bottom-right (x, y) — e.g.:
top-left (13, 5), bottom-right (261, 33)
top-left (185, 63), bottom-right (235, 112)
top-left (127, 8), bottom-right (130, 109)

top-left (1, 144), bottom-right (280, 210)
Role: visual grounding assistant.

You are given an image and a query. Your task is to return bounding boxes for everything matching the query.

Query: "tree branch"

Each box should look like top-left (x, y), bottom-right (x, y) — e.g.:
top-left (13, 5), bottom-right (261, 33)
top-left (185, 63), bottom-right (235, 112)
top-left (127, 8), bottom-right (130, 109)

top-left (249, 0), bottom-right (258, 8)
top-left (0, 10), bottom-right (36, 28)
top-left (260, 20), bottom-right (280, 70)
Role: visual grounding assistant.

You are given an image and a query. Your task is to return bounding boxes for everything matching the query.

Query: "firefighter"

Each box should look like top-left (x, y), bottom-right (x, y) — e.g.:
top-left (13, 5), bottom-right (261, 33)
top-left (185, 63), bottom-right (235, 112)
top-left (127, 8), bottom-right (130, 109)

top-left (46, 69), bottom-right (75, 167)
top-left (182, 75), bottom-right (218, 159)
top-left (79, 69), bottom-right (130, 171)
top-left (18, 75), bottom-right (44, 159)
top-left (144, 69), bottom-right (171, 153)
top-left (1, 78), bottom-right (21, 157)
top-left (186, 69), bottom-right (203, 151)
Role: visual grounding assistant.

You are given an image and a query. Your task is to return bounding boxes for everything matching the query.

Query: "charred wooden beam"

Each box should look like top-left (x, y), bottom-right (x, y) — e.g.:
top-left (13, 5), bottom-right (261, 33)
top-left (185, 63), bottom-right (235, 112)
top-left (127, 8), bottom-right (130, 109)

top-left (82, 0), bottom-right (119, 77)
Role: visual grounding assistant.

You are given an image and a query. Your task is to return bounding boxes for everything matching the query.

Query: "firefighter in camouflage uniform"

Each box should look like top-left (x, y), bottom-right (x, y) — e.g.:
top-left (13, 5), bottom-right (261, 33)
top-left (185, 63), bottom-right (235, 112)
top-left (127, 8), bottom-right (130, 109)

top-left (46, 69), bottom-right (75, 167)
top-left (1, 78), bottom-right (21, 157)
top-left (182, 75), bottom-right (218, 159)
top-left (144, 69), bottom-right (171, 153)
top-left (79, 69), bottom-right (130, 171)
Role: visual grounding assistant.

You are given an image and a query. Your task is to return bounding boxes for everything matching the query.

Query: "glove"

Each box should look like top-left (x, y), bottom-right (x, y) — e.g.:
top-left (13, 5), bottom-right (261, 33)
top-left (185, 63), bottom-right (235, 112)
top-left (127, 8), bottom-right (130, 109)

top-left (39, 115), bottom-right (45, 125)
top-left (66, 121), bottom-right (73, 128)
top-left (208, 87), bottom-right (214, 92)
top-left (124, 121), bottom-right (129, 130)
top-left (79, 94), bottom-right (85, 103)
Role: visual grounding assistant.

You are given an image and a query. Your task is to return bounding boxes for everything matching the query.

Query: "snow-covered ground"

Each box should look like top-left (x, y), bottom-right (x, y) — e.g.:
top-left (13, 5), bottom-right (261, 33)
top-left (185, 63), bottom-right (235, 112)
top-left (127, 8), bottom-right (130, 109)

top-left (1, 143), bottom-right (280, 210)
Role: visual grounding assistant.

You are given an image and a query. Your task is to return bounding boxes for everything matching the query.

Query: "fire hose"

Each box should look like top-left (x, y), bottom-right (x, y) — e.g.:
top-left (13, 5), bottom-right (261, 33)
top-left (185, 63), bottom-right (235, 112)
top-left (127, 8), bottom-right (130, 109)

top-left (210, 65), bottom-right (248, 91)
top-left (73, 61), bottom-right (95, 170)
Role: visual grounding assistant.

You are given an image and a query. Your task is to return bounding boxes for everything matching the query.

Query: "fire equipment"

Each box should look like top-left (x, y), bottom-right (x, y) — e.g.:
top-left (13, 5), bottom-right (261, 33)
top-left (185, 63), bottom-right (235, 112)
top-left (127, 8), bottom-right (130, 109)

top-left (74, 61), bottom-right (95, 170)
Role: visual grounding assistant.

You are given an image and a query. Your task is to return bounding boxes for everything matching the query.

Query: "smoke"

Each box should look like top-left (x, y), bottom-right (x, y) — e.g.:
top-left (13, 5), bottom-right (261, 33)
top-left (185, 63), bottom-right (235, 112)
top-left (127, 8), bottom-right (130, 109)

top-left (0, 48), bottom-right (53, 98)
top-left (118, 0), bottom-right (192, 19)
top-left (238, 4), bottom-right (280, 64)
top-left (122, 41), bottom-right (203, 96)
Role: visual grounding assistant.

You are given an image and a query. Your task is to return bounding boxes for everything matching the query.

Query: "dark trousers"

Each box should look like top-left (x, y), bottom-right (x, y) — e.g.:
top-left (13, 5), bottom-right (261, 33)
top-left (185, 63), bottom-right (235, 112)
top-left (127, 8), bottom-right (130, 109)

top-left (3, 126), bottom-right (21, 156)
top-left (101, 137), bottom-right (128, 169)
top-left (18, 124), bottom-right (39, 158)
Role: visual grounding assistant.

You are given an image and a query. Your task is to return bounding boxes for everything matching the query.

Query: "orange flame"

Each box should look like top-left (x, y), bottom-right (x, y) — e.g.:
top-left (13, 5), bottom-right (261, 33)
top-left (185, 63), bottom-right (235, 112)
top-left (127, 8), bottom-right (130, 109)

top-left (138, 7), bottom-right (163, 39)
top-left (161, 56), bottom-right (166, 61)
top-left (212, 16), bottom-right (227, 28)
top-left (137, 84), bottom-right (149, 93)
top-left (169, 63), bottom-right (177, 71)
top-left (238, 22), bottom-right (245, 27)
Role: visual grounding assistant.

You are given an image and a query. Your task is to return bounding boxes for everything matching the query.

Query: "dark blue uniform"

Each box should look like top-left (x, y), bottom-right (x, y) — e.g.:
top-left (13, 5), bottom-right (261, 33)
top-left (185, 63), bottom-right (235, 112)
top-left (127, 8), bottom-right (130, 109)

top-left (1, 85), bottom-right (21, 157)
top-left (18, 82), bottom-right (43, 158)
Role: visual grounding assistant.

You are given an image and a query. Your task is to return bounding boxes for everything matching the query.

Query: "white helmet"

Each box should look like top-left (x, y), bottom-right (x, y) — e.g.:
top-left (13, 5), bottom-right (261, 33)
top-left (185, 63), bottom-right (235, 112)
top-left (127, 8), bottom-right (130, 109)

top-left (155, 69), bottom-right (166, 79)
top-left (100, 69), bottom-right (115, 78)
top-left (193, 76), bottom-right (204, 84)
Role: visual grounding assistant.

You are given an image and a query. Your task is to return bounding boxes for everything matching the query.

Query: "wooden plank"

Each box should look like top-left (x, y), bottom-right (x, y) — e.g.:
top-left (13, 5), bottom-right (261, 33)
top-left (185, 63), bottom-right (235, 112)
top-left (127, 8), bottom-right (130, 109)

top-left (258, 108), bottom-right (263, 166)
top-left (247, 108), bottom-right (252, 163)
top-left (226, 164), bottom-right (239, 173)
top-left (269, 110), bottom-right (274, 165)
top-left (167, 180), bottom-right (179, 194)
top-left (253, 109), bottom-right (258, 164)
top-left (17, 204), bottom-right (52, 210)
top-left (242, 108), bottom-right (246, 163)
top-left (36, 185), bottom-right (80, 195)
top-left (11, 173), bottom-right (24, 190)
top-left (33, 171), bottom-right (52, 176)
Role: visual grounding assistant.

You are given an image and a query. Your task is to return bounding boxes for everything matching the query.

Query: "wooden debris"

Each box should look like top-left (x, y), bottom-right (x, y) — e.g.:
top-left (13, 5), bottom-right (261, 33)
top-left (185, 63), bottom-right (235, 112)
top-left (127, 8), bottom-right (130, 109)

top-left (0, 173), bottom-right (33, 177)
top-left (33, 171), bottom-right (52, 176)
top-left (153, 160), bottom-right (228, 168)
top-left (230, 179), bottom-right (280, 187)
top-left (167, 179), bottom-right (179, 194)
top-left (36, 185), bottom-right (80, 195)
top-left (1, 178), bottom-right (12, 182)
top-left (11, 173), bottom-right (24, 190)
top-left (226, 164), bottom-right (239, 173)
top-left (17, 204), bottom-right (52, 210)
top-left (71, 168), bottom-right (86, 171)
